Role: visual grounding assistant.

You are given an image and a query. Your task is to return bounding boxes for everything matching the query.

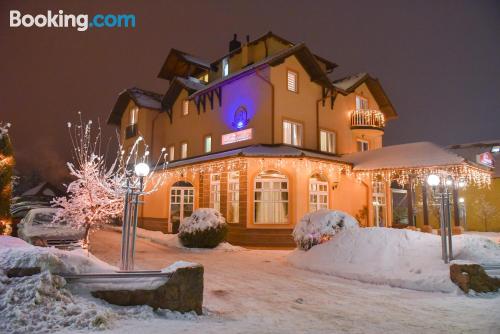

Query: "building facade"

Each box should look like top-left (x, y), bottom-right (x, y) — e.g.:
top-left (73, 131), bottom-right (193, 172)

top-left (108, 32), bottom-right (490, 246)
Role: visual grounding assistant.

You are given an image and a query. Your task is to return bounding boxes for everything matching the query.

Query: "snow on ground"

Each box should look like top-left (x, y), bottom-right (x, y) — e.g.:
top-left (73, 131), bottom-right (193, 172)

top-left (83, 229), bottom-right (500, 334)
top-left (288, 227), bottom-right (500, 293)
top-left (464, 231), bottom-right (500, 244)
top-left (108, 225), bottom-right (244, 252)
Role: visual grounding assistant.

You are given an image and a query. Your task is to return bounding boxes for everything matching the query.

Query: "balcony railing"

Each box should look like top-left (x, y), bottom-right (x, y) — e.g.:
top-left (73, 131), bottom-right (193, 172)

top-left (350, 109), bottom-right (385, 130)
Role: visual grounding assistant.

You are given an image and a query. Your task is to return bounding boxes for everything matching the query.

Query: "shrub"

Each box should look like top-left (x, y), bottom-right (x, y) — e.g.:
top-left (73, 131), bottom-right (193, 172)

top-left (293, 209), bottom-right (359, 250)
top-left (178, 208), bottom-right (228, 248)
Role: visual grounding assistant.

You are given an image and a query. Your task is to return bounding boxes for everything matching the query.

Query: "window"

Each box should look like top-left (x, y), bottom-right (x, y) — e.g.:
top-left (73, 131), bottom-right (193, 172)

top-left (357, 139), bottom-right (369, 152)
top-left (287, 70), bottom-right (298, 93)
top-left (204, 135), bottom-right (212, 153)
top-left (356, 95), bottom-right (368, 110)
top-left (372, 181), bottom-right (386, 227)
top-left (210, 173), bottom-right (221, 211)
top-left (222, 58), bottom-right (229, 77)
top-left (309, 174), bottom-right (329, 212)
top-left (227, 171), bottom-right (240, 223)
top-left (254, 170), bottom-right (288, 224)
top-left (320, 130), bottom-right (336, 154)
top-left (198, 73), bottom-right (209, 82)
top-left (283, 120), bottom-right (303, 146)
top-left (168, 145), bottom-right (175, 161)
top-left (182, 100), bottom-right (189, 116)
top-left (181, 142), bottom-right (188, 159)
top-left (130, 107), bottom-right (139, 125)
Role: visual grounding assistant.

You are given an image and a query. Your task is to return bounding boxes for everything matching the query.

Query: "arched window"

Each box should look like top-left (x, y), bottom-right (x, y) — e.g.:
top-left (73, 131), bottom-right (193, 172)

top-left (254, 170), bottom-right (288, 224)
top-left (309, 174), bottom-right (328, 212)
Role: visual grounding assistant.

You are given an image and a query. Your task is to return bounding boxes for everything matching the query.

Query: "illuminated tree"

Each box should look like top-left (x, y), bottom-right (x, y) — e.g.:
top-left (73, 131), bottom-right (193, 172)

top-left (0, 122), bottom-right (14, 235)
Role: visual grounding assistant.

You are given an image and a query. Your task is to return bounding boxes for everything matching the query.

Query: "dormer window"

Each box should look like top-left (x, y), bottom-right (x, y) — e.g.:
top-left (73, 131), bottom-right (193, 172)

top-left (356, 96), bottom-right (368, 110)
top-left (287, 70), bottom-right (298, 93)
top-left (222, 58), bottom-right (229, 77)
top-left (182, 100), bottom-right (189, 116)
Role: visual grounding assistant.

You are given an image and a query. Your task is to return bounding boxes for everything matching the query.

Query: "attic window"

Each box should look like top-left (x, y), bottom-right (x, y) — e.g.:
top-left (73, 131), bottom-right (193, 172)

top-left (182, 100), bottom-right (189, 116)
top-left (222, 58), bottom-right (229, 77)
top-left (356, 96), bottom-right (368, 110)
top-left (287, 70), bottom-right (298, 93)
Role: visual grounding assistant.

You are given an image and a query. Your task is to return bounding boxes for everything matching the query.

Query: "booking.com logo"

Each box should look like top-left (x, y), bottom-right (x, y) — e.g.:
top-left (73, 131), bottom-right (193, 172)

top-left (9, 10), bottom-right (136, 32)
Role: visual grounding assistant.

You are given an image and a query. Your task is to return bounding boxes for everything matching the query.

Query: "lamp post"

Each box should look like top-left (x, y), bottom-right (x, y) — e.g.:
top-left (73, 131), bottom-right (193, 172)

top-left (427, 174), bottom-right (453, 264)
top-left (120, 162), bottom-right (150, 271)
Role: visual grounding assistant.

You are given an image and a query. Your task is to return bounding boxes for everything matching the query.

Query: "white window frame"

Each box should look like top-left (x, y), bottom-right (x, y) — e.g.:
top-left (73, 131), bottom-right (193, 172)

top-left (181, 142), bottom-right (188, 159)
top-left (254, 171), bottom-right (289, 224)
top-left (227, 171), bottom-right (240, 223)
top-left (309, 175), bottom-right (329, 212)
top-left (372, 181), bottom-right (387, 227)
top-left (356, 95), bottom-right (369, 110)
top-left (222, 58), bottom-right (229, 77)
top-left (210, 173), bottom-right (221, 212)
top-left (182, 100), bottom-right (189, 116)
top-left (204, 135), bottom-right (212, 153)
top-left (168, 145), bottom-right (175, 161)
top-left (287, 70), bottom-right (298, 93)
top-left (130, 107), bottom-right (138, 125)
top-left (320, 130), bottom-right (336, 154)
top-left (357, 139), bottom-right (369, 152)
top-left (283, 120), bottom-right (303, 147)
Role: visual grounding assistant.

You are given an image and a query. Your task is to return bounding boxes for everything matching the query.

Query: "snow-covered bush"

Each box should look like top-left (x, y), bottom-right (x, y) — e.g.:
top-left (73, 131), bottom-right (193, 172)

top-left (178, 208), bottom-right (228, 248)
top-left (292, 209), bottom-right (359, 250)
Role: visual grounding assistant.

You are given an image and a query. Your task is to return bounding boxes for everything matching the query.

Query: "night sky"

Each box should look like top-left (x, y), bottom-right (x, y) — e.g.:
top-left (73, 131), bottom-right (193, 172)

top-left (1, 0), bottom-right (499, 183)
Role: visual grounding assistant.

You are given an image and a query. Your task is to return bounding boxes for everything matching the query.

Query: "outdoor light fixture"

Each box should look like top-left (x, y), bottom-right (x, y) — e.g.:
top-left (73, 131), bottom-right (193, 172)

top-left (134, 162), bottom-right (150, 177)
top-left (458, 180), bottom-right (467, 188)
top-left (445, 179), bottom-right (453, 186)
top-left (426, 174), bottom-right (440, 187)
top-left (459, 197), bottom-right (465, 203)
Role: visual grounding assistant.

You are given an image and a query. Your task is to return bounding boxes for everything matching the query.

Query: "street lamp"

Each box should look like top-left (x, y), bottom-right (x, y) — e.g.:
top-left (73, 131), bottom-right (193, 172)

top-left (427, 174), bottom-right (453, 264)
top-left (134, 162), bottom-right (150, 177)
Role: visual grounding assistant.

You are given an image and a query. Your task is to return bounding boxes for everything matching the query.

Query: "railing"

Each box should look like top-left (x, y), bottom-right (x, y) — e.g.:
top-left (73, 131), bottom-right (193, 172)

top-left (350, 109), bottom-right (385, 130)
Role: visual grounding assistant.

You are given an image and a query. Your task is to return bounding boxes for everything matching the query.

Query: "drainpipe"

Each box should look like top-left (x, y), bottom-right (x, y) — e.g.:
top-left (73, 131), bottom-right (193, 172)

top-left (255, 68), bottom-right (275, 144)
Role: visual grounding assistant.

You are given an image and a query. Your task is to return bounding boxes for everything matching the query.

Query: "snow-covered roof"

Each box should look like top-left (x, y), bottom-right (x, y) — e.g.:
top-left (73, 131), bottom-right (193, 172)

top-left (165, 144), bottom-right (346, 169)
top-left (332, 73), bottom-right (368, 91)
top-left (340, 142), bottom-right (468, 171)
top-left (21, 182), bottom-right (63, 197)
top-left (447, 140), bottom-right (500, 178)
top-left (127, 87), bottom-right (163, 110)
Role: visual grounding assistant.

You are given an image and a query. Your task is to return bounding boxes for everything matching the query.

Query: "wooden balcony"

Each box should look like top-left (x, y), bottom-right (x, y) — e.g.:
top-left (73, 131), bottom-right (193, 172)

top-left (350, 109), bottom-right (385, 132)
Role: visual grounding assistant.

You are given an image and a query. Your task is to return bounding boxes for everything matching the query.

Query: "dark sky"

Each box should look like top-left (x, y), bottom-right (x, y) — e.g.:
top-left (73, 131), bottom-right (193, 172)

top-left (1, 0), bottom-right (499, 183)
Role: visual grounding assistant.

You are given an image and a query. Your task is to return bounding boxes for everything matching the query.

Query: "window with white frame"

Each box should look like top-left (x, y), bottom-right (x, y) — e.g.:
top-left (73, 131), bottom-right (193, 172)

top-left (309, 174), bottom-right (329, 212)
top-left (372, 181), bottom-right (387, 227)
top-left (222, 58), bottom-right (229, 77)
top-left (320, 130), bottom-right (336, 154)
top-left (182, 100), bottom-right (189, 116)
top-left (204, 135), bottom-right (212, 153)
top-left (181, 142), bottom-right (188, 159)
top-left (356, 95), bottom-right (369, 110)
top-left (287, 70), bottom-right (298, 93)
top-left (168, 145), bottom-right (175, 161)
top-left (283, 120), bottom-right (303, 146)
top-left (130, 107), bottom-right (138, 125)
top-left (210, 173), bottom-right (221, 211)
top-left (254, 170), bottom-right (288, 224)
top-left (357, 139), bottom-right (369, 152)
top-left (227, 171), bottom-right (240, 223)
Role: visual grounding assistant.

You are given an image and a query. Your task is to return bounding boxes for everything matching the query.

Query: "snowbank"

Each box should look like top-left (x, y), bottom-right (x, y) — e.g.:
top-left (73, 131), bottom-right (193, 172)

top-left (288, 228), bottom-right (500, 293)
top-left (292, 210), bottom-right (359, 250)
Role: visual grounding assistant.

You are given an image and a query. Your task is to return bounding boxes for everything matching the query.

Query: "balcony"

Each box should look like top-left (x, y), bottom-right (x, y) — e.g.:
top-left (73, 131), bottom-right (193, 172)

top-left (350, 109), bottom-right (385, 132)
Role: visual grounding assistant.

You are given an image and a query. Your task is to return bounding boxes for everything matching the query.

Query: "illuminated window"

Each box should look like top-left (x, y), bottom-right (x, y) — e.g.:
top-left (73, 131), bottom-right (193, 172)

top-left (287, 70), bottom-right (298, 93)
top-left (168, 145), bottom-right (175, 161)
top-left (309, 174), bottom-right (329, 212)
top-left (357, 139), bottom-right (369, 152)
top-left (227, 171), bottom-right (240, 223)
top-left (372, 181), bottom-right (386, 227)
top-left (492, 146), bottom-right (500, 153)
top-left (181, 142), bottom-right (188, 159)
top-left (320, 130), bottom-right (336, 153)
top-left (356, 96), bottom-right (368, 109)
top-left (254, 170), bottom-right (288, 224)
top-left (198, 73), bottom-right (209, 82)
top-left (283, 120), bottom-right (303, 146)
top-left (182, 100), bottom-right (189, 116)
top-left (130, 107), bottom-right (138, 125)
top-left (210, 173), bottom-right (221, 212)
top-left (222, 58), bottom-right (229, 77)
top-left (204, 135), bottom-right (212, 153)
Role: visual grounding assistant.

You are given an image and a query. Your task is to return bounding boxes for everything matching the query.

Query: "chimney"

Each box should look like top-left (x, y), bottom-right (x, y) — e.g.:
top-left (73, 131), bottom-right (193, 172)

top-left (229, 34), bottom-right (241, 52)
top-left (241, 34), bottom-right (250, 67)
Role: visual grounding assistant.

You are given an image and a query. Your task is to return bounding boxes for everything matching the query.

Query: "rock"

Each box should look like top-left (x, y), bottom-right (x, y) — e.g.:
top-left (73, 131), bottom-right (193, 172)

top-left (450, 264), bottom-right (500, 294)
top-left (92, 264), bottom-right (204, 314)
top-left (6, 267), bottom-right (41, 277)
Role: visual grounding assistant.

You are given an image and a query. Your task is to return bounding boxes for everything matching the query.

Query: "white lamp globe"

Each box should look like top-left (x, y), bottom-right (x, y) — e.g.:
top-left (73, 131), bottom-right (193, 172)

top-left (459, 197), bottom-right (465, 203)
top-left (134, 162), bottom-right (150, 177)
top-left (427, 174), bottom-right (440, 187)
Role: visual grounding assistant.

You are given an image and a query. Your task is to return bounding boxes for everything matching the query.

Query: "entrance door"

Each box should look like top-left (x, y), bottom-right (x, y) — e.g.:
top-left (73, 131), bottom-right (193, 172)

top-left (170, 181), bottom-right (194, 233)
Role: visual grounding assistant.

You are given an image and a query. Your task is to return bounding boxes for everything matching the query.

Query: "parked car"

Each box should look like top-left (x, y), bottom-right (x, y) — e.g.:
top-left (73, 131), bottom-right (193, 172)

top-left (17, 208), bottom-right (84, 249)
top-left (10, 201), bottom-right (51, 237)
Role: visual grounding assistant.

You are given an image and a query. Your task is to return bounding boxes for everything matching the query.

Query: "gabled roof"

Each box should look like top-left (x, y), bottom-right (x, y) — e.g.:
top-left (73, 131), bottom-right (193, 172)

top-left (447, 140), bottom-right (500, 177)
top-left (161, 77), bottom-right (206, 113)
top-left (157, 49), bottom-right (211, 81)
top-left (333, 72), bottom-right (398, 120)
top-left (21, 182), bottom-right (64, 197)
top-left (107, 87), bottom-right (163, 126)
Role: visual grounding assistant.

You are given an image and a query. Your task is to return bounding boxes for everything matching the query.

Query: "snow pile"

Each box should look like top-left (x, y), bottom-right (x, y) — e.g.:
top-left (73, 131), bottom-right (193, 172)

top-left (292, 210), bottom-right (359, 250)
top-left (179, 208), bottom-right (226, 234)
top-left (288, 228), bottom-right (500, 293)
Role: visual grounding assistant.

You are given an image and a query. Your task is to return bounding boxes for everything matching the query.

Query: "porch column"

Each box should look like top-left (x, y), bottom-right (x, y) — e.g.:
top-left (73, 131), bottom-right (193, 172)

top-left (406, 177), bottom-right (415, 227)
top-left (452, 185), bottom-right (460, 227)
top-left (421, 183), bottom-right (433, 233)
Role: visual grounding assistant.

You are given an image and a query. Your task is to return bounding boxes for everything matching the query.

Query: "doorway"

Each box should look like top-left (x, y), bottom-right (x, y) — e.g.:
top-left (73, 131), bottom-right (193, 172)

top-left (169, 181), bottom-right (194, 233)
